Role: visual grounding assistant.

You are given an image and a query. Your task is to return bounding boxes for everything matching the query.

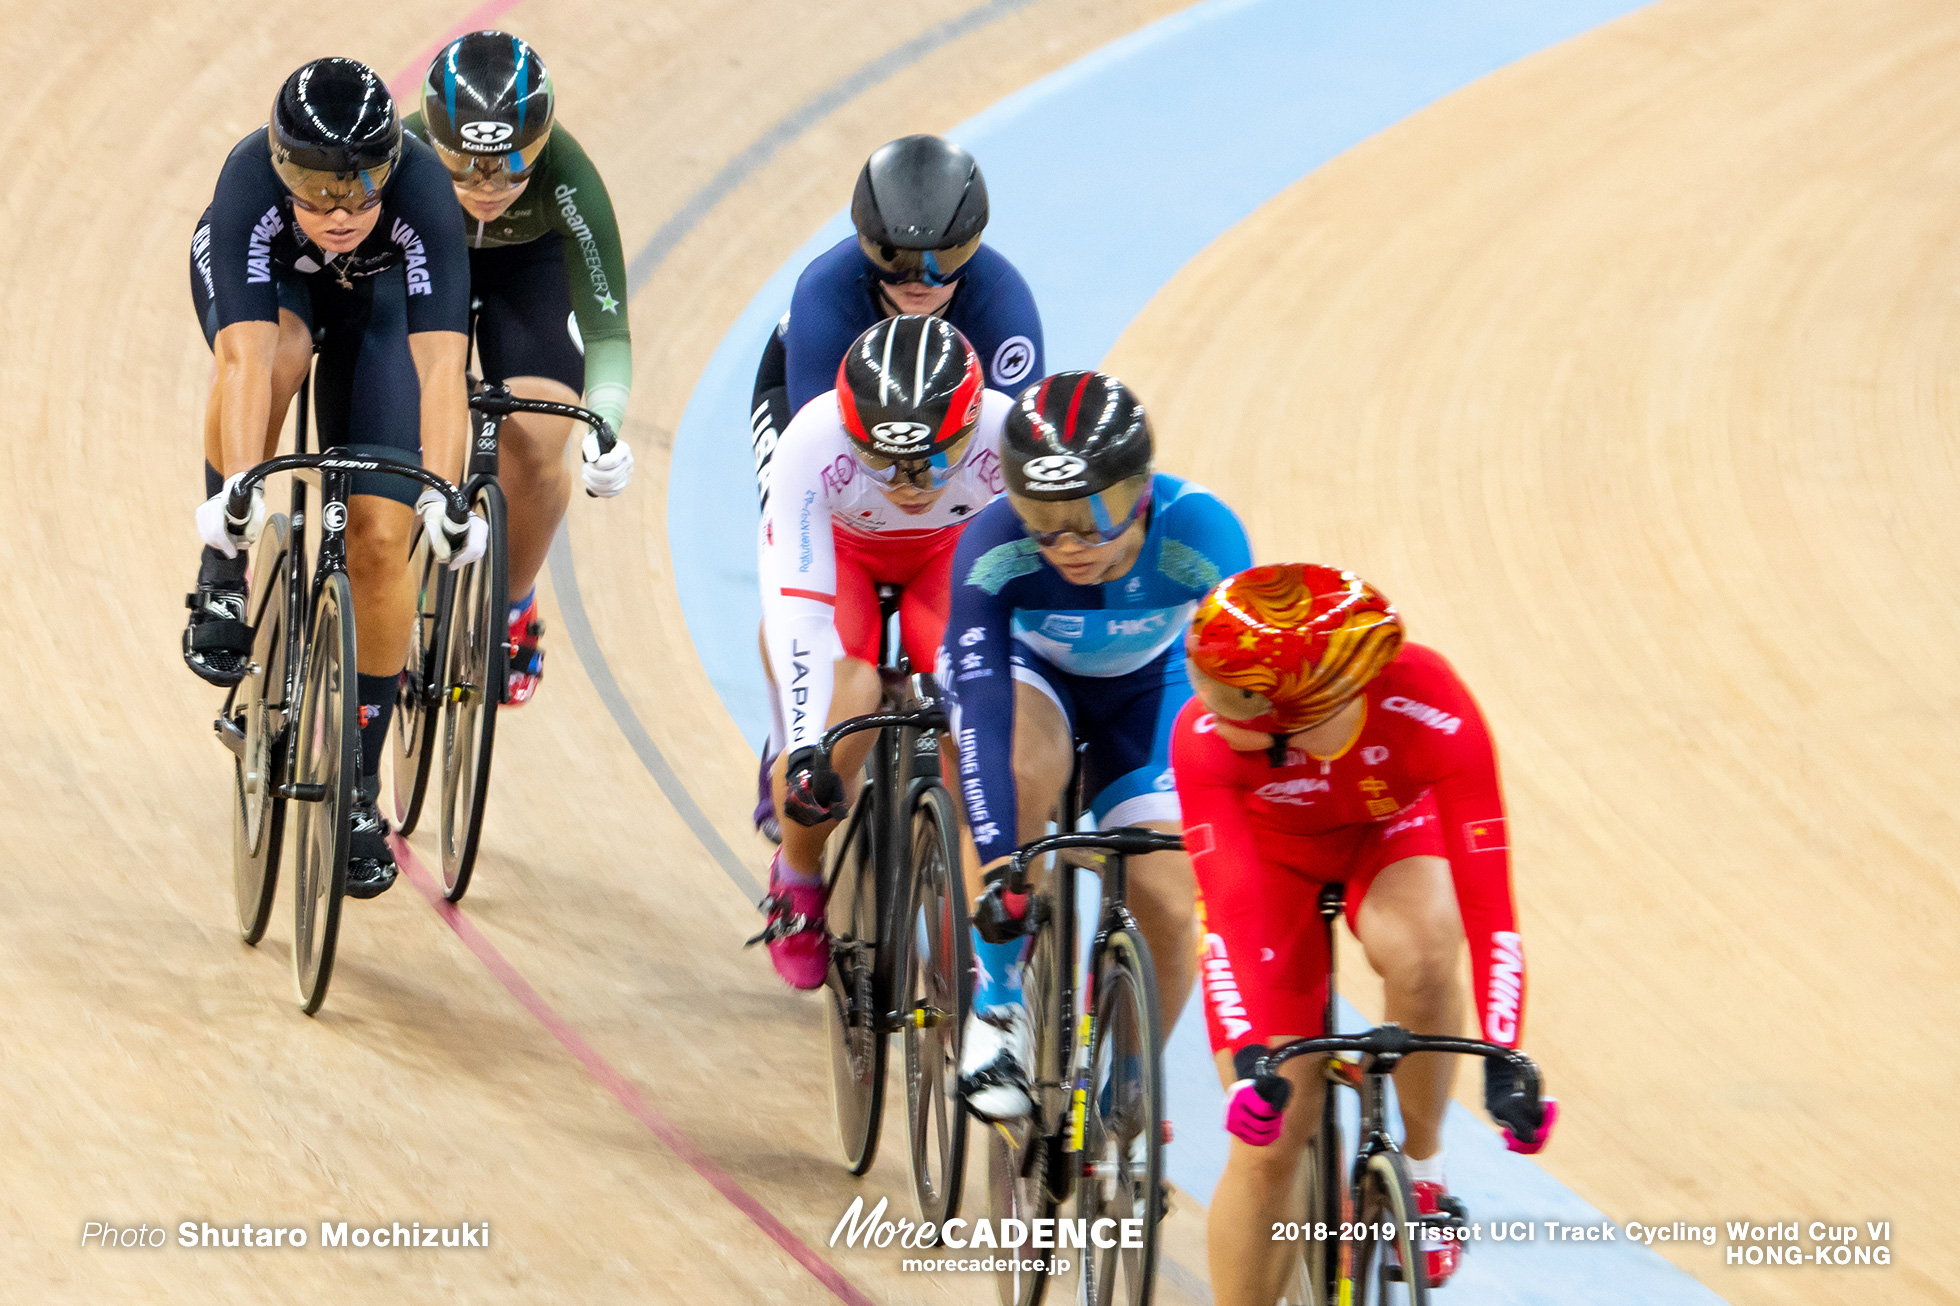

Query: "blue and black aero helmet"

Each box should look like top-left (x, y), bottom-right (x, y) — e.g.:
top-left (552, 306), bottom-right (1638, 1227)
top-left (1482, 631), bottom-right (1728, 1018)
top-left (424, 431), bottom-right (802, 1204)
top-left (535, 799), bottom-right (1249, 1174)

top-left (851, 135), bottom-right (989, 287)
top-left (421, 31), bottom-right (555, 186)
top-left (268, 58), bottom-right (402, 211)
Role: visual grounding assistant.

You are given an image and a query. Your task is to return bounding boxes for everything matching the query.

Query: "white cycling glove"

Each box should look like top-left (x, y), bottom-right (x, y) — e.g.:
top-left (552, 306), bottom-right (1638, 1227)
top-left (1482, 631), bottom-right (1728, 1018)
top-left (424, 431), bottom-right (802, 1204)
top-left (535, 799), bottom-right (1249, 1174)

top-left (581, 428), bottom-right (634, 498)
top-left (196, 472), bottom-right (266, 558)
top-left (416, 488), bottom-right (489, 570)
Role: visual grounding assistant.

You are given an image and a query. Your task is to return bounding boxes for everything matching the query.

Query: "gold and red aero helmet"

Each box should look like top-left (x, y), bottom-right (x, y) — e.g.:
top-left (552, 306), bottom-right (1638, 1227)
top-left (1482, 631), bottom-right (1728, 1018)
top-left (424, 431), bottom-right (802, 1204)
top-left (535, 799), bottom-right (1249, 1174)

top-left (1186, 564), bottom-right (1404, 733)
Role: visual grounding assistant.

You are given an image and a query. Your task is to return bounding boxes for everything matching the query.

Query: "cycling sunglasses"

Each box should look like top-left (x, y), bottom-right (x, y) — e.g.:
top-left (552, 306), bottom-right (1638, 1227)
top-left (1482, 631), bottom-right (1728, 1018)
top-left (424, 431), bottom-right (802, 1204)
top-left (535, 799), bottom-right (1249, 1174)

top-left (431, 139), bottom-right (542, 193)
top-left (859, 233), bottom-right (982, 287)
top-left (281, 165), bottom-right (389, 215)
top-left (858, 431), bottom-right (976, 489)
top-left (1016, 481), bottom-right (1153, 548)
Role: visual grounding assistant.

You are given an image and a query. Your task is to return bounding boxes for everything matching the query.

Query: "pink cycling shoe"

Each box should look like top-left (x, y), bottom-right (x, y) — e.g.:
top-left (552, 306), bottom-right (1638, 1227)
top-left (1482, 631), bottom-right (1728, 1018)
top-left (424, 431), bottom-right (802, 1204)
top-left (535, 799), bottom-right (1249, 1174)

top-left (746, 852), bottom-right (830, 989)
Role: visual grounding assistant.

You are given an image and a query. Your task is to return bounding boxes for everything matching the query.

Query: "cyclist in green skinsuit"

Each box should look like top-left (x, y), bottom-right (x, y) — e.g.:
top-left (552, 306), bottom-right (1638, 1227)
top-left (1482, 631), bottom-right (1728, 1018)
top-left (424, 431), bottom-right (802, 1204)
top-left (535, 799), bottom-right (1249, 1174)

top-left (406, 30), bottom-right (634, 705)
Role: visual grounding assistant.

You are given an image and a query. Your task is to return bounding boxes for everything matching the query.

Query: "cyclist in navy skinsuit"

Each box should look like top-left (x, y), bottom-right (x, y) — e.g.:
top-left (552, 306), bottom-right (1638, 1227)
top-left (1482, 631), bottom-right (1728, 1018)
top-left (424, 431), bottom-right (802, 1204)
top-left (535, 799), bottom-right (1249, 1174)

top-left (746, 135), bottom-right (1044, 839)
top-left (944, 372), bottom-right (1252, 1120)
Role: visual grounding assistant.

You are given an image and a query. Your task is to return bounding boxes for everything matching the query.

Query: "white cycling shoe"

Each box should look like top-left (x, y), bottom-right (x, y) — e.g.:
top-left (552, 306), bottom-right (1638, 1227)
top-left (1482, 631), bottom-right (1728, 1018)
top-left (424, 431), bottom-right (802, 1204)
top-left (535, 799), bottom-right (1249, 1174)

top-left (961, 1002), bottom-right (1035, 1122)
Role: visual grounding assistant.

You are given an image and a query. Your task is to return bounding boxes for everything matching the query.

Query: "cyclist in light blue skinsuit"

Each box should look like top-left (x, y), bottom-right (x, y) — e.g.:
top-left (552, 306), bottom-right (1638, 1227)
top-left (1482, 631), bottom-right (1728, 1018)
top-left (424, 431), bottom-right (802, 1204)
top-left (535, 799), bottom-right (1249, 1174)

top-left (939, 372), bottom-right (1252, 1120)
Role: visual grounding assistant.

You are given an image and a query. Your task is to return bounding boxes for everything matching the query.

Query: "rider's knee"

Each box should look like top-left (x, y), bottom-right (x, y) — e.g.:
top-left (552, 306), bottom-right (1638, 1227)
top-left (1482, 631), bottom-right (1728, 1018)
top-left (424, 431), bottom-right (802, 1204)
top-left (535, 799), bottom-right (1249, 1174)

top-left (1230, 1122), bottom-right (1312, 1187)
top-left (343, 501), bottom-right (413, 576)
top-left (273, 311), bottom-right (313, 390)
top-left (1370, 923), bottom-right (1461, 1005)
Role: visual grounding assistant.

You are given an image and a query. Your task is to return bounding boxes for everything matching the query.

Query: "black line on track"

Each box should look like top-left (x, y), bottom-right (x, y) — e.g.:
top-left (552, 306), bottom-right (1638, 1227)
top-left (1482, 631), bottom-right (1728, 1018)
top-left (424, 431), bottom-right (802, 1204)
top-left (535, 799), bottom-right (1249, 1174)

top-left (550, 0), bottom-right (1038, 902)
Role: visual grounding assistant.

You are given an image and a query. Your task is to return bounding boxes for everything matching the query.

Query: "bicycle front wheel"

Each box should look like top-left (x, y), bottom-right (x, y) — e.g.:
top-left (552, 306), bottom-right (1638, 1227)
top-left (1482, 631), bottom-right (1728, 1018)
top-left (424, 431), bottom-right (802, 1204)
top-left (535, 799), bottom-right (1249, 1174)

top-left (901, 784), bottom-right (970, 1228)
top-left (290, 571), bottom-right (356, 1015)
top-left (824, 786), bottom-right (886, 1174)
top-left (1353, 1149), bottom-right (1428, 1306)
top-left (1279, 1067), bottom-right (1346, 1306)
top-left (232, 514), bottom-right (289, 945)
top-left (437, 481), bottom-right (507, 901)
top-left (391, 533), bottom-right (446, 832)
top-left (986, 905), bottom-right (1061, 1306)
top-left (1078, 928), bottom-right (1165, 1306)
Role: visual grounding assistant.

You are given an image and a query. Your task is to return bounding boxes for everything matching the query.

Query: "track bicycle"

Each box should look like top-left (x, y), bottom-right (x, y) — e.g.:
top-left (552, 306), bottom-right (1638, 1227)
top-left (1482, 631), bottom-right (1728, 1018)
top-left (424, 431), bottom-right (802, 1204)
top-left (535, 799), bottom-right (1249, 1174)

top-left (1262, 882), bottom-right (1552, 1306)
top-left (757, 584), bottom-right (971, 1225)
top-left (389, 383), bottom-right (617, 902)
top-left (214, 374), bottom-right (474, 1014)
top-left (981, 767), bottom-right (1180, 1306)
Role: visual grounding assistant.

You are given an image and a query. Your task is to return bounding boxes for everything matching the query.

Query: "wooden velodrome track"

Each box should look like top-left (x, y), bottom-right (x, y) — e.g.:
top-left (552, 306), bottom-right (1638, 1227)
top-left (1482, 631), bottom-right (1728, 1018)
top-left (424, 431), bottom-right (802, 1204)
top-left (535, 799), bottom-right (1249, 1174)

top-left (2, 0), bottom-right (1953, 1302)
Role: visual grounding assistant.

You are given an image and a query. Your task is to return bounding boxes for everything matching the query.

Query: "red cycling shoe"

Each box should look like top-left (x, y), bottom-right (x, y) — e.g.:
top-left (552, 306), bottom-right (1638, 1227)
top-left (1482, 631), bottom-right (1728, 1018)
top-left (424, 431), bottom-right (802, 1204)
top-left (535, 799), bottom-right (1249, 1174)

top-left (506, 592), bottom-right (544, 706)
top-left (1410, 1180), bottom-right (1467, 1286)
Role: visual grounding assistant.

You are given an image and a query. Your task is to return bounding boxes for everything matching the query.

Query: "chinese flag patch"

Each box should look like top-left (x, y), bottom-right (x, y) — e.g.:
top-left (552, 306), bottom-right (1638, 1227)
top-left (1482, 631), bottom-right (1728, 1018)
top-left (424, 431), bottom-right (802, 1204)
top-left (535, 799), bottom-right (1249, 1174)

top-left (1184, 823), bottom-right (1215, 857)
top-left (1463, 818), bottom-right (1508, 853)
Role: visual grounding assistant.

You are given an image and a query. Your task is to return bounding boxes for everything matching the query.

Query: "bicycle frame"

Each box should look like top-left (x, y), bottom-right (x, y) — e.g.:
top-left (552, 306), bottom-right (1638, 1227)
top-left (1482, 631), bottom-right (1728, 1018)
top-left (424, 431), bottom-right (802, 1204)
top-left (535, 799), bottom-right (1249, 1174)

top-left (816, 586), bottom-right (950, 1035)
top-left (1255, 883), bottom-right (1545, 1296)
top-left (1000, 814), bottom-right (1183, 1201)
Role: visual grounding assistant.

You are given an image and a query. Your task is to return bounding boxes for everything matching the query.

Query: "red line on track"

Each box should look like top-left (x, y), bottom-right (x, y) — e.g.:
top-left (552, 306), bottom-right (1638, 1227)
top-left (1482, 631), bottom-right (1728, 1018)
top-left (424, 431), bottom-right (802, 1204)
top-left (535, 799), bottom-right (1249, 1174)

top-left (393, 840), bottom-right (875, 1306)
top-left (387, 0), bottom-right (530, 101)
top-left (380, 22), bottom-right (870, 1305)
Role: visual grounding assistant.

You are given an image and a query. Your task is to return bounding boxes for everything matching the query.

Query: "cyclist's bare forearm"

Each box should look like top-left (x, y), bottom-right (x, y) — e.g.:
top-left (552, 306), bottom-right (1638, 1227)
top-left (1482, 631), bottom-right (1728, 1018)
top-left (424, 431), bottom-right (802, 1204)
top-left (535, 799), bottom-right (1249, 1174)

top-left (409, 329), bottom-right (470, 485)
top-left (210, 321), bottom-right (279, 478)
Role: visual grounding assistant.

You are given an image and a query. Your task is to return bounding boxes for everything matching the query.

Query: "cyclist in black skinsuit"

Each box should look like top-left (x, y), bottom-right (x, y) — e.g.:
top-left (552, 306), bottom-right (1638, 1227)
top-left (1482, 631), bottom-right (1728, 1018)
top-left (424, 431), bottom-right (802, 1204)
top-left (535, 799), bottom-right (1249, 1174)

top-left (184, 58), bottom-right (475, 899)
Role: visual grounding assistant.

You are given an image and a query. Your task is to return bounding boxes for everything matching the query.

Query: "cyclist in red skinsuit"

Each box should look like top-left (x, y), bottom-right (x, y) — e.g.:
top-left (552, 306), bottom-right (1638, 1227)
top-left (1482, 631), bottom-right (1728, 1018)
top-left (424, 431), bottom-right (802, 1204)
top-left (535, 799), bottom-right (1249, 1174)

top-left (1172, 564), bottom-right (1551, 1306)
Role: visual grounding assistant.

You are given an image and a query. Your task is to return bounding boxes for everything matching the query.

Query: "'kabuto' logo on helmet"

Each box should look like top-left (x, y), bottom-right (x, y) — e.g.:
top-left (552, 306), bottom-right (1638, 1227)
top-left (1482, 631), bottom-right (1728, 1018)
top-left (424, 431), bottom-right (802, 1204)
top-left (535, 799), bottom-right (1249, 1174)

top-left (872, 420), bottom-right (933, 450)
top-left (1023, 454), bottom-right (1088, 484)
top-left (459, 120), bottom-right (515, 149)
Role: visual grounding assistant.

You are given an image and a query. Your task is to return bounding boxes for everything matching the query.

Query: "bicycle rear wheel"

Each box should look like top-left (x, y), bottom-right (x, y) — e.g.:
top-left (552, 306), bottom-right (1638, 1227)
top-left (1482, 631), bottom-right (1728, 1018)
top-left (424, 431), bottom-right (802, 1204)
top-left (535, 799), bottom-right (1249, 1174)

top-left (824, 785), bottom-right (886, 1174)
top-left (1353, 1150), bottom-right (1429, 1306)
top-left (1078, 928), bottom-right (1164, 1306)
top-left (291, 571), bottom-right (356, 1015)
top-left (987, 907), bottom-right (1061, 1306)
top-left (391, 534), bottom-right (446, 832)
top-left (437, 481), bottom-right (507, 901)
top-left (901, 784), bottom-right (970, 1228)
top-left (232, 515), bottom-right (290, 945)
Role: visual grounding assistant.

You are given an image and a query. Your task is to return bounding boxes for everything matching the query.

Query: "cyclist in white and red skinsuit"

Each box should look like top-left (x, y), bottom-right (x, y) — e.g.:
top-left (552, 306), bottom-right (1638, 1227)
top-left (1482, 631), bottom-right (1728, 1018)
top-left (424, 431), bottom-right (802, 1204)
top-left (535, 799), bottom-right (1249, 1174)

top-left (751, 316), bottom-right (1008, 987)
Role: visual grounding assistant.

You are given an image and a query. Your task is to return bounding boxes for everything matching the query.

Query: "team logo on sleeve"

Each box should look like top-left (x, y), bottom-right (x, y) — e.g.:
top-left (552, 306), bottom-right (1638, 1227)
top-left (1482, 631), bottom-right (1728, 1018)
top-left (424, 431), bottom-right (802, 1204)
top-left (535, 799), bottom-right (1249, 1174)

top-left (992, 335), bottom-right (1035, 387)
top-left (1486, 931), bottom-right (1523, 1043)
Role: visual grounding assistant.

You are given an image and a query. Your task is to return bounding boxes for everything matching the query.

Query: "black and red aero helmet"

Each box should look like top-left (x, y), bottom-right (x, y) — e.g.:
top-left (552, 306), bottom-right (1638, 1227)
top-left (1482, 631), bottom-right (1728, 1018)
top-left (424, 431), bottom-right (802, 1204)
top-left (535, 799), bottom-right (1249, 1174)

top-left (836, 316), bottom-right (984, 461)
top-left (1003, 371), bottom-right (1154, 499)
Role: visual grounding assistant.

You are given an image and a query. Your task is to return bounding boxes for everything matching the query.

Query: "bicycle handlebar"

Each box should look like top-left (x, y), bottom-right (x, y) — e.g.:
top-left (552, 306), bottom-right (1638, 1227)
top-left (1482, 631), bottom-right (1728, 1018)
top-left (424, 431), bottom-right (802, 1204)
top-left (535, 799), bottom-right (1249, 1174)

top-left (226, 452), bottom-right (470, 526)
top-left (469, 391), bottom-right (617, 456)
top-left (817, 703), bottom-right (948, 760)
top-left (1005, 827), bottom-right (1186, 887)
top-left (1254, 1026), bottom-right (1543, 1099)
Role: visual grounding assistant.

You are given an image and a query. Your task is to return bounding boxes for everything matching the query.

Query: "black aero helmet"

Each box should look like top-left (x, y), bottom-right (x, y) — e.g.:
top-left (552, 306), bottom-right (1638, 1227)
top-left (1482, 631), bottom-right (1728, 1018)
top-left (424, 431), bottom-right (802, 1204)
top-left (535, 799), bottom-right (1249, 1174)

top-left (1004, 372), bottom-right (1154, 499)
top-left (268, 58), bottom-right (401, 211)
top-left (836, 316), bottom-right (984, 464)
top-left (421, 31), bottom-right (554, 187)
top-left (851, 135), bottom-right (989, 286)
